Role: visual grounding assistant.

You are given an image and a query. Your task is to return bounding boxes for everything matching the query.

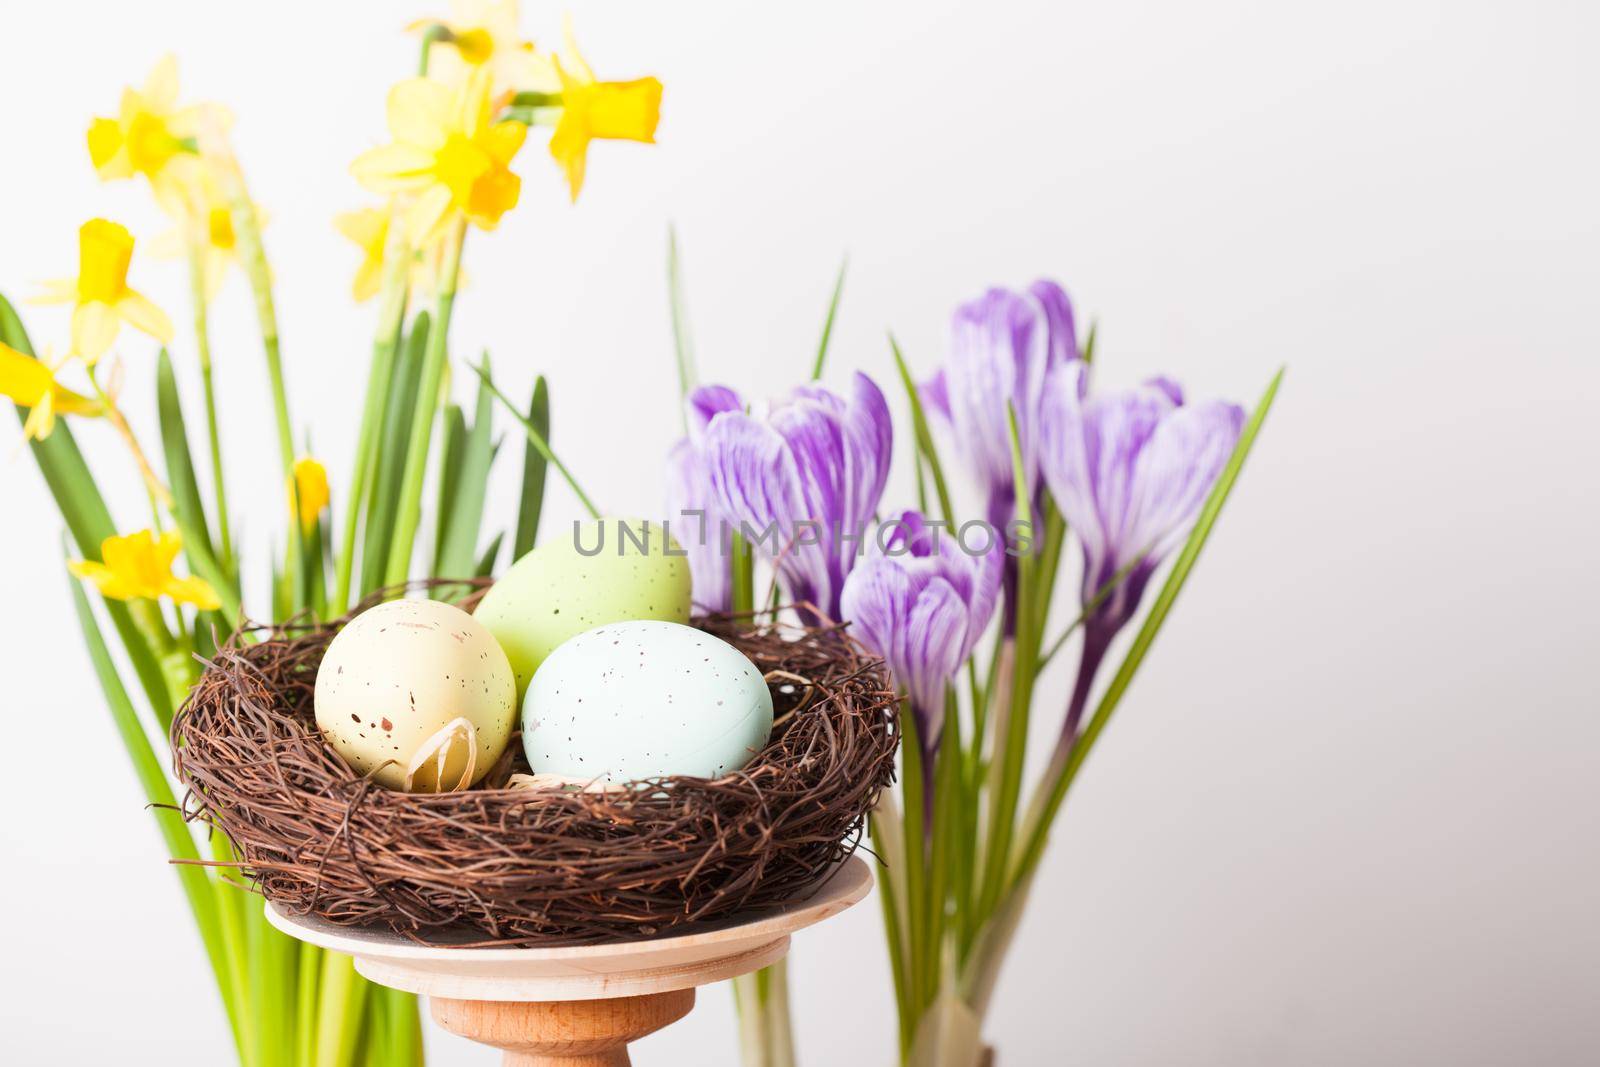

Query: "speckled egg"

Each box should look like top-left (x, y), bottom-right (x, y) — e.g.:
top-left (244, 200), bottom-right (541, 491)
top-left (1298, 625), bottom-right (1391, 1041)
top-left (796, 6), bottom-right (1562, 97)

top-left (314, 598), bottom-right (516, 792)
top-left (474, 517), bottom-right (692, 696)
top-left (522, 620), bottom-right (774, 783)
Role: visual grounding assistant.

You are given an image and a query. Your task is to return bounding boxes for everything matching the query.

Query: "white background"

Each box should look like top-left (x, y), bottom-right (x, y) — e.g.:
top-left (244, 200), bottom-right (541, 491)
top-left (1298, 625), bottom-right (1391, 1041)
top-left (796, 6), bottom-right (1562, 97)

top-left (2, 1), bottom-right (1597, 1064)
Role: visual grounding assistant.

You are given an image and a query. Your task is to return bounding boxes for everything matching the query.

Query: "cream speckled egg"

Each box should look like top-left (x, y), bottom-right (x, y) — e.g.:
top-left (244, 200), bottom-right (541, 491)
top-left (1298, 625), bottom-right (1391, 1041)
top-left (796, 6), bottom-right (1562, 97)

top-left (474, 517), bottom-right (692, 697)
top-left (314, 598), bottom-right (516, 792)
top-left (522, 620), bottom-right (774, 783)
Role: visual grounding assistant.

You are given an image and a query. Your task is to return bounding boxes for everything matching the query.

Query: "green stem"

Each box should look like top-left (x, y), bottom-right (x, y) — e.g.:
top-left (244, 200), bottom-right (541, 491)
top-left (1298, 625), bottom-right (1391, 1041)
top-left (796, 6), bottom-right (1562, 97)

top-left (973, 406), bottom-right (1038, 925)
top-left (1007, 368), bottom-right (1283, 891)
top-left (870, 809), bottom-right (913, 1058)
top-left (384, 220), bottom-right (465, 588)
top-left (314, 953), bottom-right (365, 1067)
top-left (205, 123), bottom-right (302, 614)
top-left (900, 701), bottom-right (929, 1016)
top-left (187, 240), bottom-right (233, 578)
top-left (333, 211), bottom-right (410, 613)
top-left (205, 835), bottom-right (255, 1064)
top-left (296, 944), bottom-right (322, 1067)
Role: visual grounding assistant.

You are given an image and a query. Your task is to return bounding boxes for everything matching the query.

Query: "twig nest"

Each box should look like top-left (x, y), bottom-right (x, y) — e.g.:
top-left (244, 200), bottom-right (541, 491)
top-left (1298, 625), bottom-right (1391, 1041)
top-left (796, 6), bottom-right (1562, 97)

top-left (172, 592), bottom-right (899, 946)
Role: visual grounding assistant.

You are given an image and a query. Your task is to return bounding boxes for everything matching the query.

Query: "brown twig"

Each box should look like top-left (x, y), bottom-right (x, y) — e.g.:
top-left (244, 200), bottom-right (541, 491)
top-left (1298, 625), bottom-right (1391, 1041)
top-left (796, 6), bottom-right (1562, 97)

top-left (170, 586), bottom-right (899, 946)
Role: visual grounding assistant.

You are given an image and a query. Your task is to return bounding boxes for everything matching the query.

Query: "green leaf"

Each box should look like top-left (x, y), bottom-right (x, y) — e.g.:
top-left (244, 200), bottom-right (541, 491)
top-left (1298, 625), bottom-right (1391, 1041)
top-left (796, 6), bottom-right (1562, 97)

top-left (889, 334), bottom-right (955, 528)
top-left (810, 256), bottom-right (848, 380)
top-left (512, 375), bottom-right (548, 561)
top-left (435, 354), bottom-right (499, 587)
top-left (0, 293), bottom-right (174, 725)
top-left (155, 350), bottom-right (216, 561)
top-left (431, 403), bottom-right (467, 573)
top-left (667, 225), bottom-right (697, 422)
top-left (1011, 366), bottom-right (1285, 886)
top-left (361, 312), bottom-right (429, 596)
top-left (156, 349), bottom-right (242, 628)
top-left (471, 359), bottom-right (601, 520)
top-left (474, 530), bottom-right (505, 578)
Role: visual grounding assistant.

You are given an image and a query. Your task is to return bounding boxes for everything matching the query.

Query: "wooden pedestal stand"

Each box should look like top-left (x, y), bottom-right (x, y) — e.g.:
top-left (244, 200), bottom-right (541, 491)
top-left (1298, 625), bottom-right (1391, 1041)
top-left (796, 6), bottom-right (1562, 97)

top-left (266, 856), bottom-right (872, 1066)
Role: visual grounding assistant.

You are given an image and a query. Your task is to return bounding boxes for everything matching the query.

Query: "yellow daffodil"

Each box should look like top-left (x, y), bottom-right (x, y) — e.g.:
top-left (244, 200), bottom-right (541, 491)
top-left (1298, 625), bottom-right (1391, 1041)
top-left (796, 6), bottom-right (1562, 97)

top-left (548, 26), bottom-right (662, 202)
top-left (334, 207), bottom-right (391, 302)
top-left (33, 220), bottom-right (173, 364)
top-left (0, 342), bottom-right (103, 442)
top-left (351, 68), bottom-right (528, 244)
top-left (333, 206), bottom-right (456, 302)
top-left (86, 56), bottom-right (209, 214)
top-left (70, 529), bottom-right (221, 611)
top-left (151, 165), bottom-right (254, 298)
top-left (292, 456), bottom-right (330, 531)
top-left (412, 0), bottom-right (555, 95)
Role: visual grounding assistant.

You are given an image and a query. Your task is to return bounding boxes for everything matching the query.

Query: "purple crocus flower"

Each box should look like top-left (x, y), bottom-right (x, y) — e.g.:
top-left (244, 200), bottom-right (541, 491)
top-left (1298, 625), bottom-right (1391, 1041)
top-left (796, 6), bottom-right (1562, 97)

top-left (923, 280), bottom-right (1080, 534)
top-left (699, 372), bottom-right (893, 622)
top-left (840, 510), bottom-right (1003, 755)
top-left (664, 386), bottom-right (746, 613)
top-left (1038, 362), bottom-right (1245, 735)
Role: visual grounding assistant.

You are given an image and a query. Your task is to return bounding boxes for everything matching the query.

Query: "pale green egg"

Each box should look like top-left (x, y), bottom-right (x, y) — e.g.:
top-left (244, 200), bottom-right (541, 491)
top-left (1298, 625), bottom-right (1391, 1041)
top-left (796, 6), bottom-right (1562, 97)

top-left (474, 517), bottom-right (692, 696)
top-left (523, 620), bottom-right (774, 782)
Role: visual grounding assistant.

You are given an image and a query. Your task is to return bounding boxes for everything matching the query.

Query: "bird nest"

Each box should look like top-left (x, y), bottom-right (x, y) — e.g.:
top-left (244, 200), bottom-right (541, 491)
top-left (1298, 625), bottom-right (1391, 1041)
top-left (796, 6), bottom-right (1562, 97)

top-left (170, 589), bottom-right (899, 946)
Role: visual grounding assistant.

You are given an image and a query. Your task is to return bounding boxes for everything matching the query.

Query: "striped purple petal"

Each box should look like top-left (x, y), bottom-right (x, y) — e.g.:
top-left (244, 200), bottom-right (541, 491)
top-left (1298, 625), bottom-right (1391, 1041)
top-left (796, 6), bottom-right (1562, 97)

top-left (701, 372), bottom-right (893, 621)
top-left (664, 385), bottom-right (749, 613)
top-left (1038, 362), bottom-right (1244, 628)
top-left (940, 280), bottom-right (1081, 532)
top-left (840, 509), bottom-right (1003, 747)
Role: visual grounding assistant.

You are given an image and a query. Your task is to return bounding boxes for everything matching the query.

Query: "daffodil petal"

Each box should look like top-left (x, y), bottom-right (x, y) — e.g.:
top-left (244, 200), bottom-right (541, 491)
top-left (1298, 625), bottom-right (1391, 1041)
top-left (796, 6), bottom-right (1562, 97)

top-left (29, 279), bottom-right (79, 306)
top-left (22, 394), bottom-right (55, 441)
top-left (456, 68), bottom-right (495, 137)
top-left (0, 342), bottom-right (52, 406)
top-left (118, 290), bottom-right (174, 344)
top-left (351, 144), bottom-right (439, 193)
top-left (352, 255), bottom-right (382, 302)
top-left (334, 208), bottom-right (387, 248)
top-left (68, 558), bottom-right (113, 584)
top-left (404, 185), bottom-right (456, 246)
top-left (71, 302), bottom-right (120, 362)
top-left (144, 56), bottom-right (180, 112)
top-left (156, 530), bottom-right (184, 569)
top-left (51, 385), bottom-right (103, 418)
top-left (165, 575), bottom-right (223, 611)
top-left (549, 113), bottom-right (589, 202)
top-left (388, 78), bottom-right (453, 151)
top-left (484, 120), bottom-right (528, 165)
top-left (148, 227), bottom-right (185, 261)
top-left (87, 118), bottom-right (128, 175)
top-left (561, 19), bottom-right (597, 84)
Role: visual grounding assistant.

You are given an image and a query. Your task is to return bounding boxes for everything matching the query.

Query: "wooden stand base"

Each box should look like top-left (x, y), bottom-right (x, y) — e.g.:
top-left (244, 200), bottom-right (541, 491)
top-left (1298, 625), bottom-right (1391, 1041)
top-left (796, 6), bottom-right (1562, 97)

top-left (432, 990), bottom-right (695, 1066)
top-left (266, 857), bottom-right (871, 1065)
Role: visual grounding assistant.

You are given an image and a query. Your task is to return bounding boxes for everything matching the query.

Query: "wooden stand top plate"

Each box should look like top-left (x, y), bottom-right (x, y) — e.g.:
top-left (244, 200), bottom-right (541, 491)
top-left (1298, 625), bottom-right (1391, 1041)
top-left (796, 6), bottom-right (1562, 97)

top-left (265, 856), bottom-right (872, 1002)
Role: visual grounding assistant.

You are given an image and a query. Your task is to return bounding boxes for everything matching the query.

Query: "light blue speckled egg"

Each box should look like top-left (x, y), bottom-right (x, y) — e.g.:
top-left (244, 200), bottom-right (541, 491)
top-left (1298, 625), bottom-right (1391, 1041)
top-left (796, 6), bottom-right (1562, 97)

top-left (522, 620), bottom-right (774, 783)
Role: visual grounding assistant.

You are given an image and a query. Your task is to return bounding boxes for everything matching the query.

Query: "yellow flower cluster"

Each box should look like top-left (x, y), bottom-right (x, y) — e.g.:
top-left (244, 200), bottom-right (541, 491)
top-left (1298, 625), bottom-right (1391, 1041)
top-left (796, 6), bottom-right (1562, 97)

top-left (21, 4), bottom-right (661, 615)
top-left (341, 1), bottom-right (662, 298)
